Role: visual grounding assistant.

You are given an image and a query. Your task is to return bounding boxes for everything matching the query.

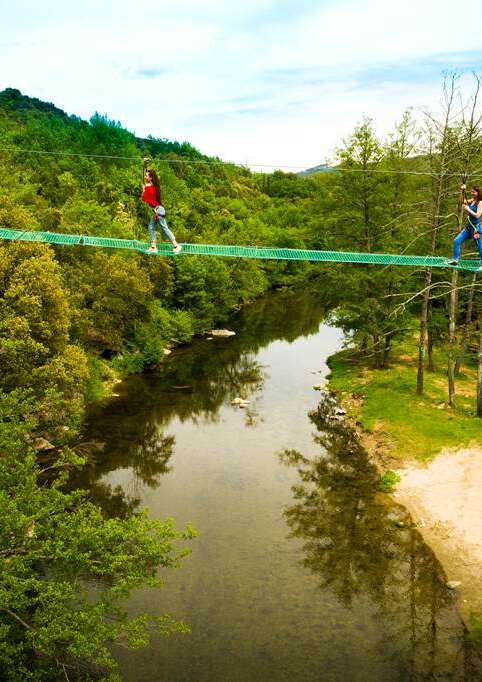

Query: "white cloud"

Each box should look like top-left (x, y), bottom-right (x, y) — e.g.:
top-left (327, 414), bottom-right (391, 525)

top-left (0, 0), bottom-right (481, 170)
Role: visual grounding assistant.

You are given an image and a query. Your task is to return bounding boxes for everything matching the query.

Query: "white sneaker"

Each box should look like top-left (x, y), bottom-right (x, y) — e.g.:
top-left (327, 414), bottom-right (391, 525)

top-left (446, 259), bottom-right (459, 266)
top-left (172, 243), bottom-right (182, 255)
top-left (477, 265), bottom-right (482, 272)
top-left (147, 245), bottom-right (158, 253)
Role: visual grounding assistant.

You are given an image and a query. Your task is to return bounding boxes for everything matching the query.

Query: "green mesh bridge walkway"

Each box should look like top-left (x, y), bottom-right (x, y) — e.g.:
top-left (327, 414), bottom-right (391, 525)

top-left (0, 228), bottom-right (480, 272)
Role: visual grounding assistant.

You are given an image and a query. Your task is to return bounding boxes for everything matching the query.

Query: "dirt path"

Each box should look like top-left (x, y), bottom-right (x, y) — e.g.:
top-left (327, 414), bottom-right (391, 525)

top-left (394, 446), bottom-right (482, 623)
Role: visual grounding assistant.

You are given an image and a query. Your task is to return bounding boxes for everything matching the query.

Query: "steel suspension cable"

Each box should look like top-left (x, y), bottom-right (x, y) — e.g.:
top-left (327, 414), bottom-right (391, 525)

top-left (0, 145), bottom-right (479, 177)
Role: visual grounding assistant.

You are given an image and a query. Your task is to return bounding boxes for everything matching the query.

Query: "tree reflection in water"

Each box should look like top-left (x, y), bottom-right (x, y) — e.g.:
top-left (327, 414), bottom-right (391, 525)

top-left (70, 421), bottom-right (175, 518)
top-left (72, 287), bottom-right (482, 679)
top-left (279, 396), bottom-right (482, 680)
top-left (75, 289), bottom-right (329, 517)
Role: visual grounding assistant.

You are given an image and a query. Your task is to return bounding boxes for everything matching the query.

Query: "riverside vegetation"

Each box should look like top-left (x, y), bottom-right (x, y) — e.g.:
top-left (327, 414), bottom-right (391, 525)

top-left (1, 73), bottom-right (482, 679)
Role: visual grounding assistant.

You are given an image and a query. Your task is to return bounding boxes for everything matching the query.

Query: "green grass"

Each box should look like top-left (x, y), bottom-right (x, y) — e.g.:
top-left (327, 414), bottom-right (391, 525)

top-left (328, 338), bottom-right (482, 462)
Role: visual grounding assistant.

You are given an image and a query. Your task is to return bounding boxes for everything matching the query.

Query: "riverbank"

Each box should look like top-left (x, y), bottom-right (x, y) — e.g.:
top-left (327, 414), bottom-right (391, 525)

top-left (326, 337), bottom-right (482, 633)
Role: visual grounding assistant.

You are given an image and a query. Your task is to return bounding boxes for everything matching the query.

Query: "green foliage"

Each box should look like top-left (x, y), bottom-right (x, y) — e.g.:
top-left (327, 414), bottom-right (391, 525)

top-left (84, 355), bottom-right (114, 402)
top-left (2, 84), bottom-right (482, 675)
top-left (61, 198), bottom-right (113, 235)
top-left (0, 390), bottom-right (195, 680)
top-left (0, 196), bottom-right (39, 231)
top-left (111, 349), bottom-right (146, 375)
top-left (132, 303), bottom-right (196, 369)
top-left (0, 244), bottom-right (70, 355)
top-left (172, 256), bottom-right (234, 331)
top-left (378, 470), bottom-right (401, 492)
top-left (0, 243), bottom-right (89, 434)
top-left (0, 87), bottom-right (325, 384)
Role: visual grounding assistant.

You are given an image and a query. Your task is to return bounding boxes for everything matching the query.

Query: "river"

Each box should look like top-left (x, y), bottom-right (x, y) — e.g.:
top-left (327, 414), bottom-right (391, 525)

top-left (77, 289), bottom-right (482, 681)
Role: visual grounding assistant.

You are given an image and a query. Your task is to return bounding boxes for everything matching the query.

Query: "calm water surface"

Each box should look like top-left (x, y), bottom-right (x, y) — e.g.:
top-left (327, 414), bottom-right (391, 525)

top-left (78, 290), bottom-right (482, 681)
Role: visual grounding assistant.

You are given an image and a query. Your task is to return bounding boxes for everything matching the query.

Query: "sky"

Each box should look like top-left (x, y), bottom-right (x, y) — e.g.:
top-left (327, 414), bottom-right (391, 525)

top-left (1, 0), bottom-right (482, 171)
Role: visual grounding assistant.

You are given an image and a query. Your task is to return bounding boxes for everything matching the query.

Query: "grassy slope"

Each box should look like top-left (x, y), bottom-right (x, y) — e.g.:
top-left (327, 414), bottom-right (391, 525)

top-left (327, 335), bottom-right (482, 461)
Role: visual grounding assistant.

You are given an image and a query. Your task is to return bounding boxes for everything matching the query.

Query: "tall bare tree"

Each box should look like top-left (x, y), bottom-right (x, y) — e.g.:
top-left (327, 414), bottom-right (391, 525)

top-left (447, 74), bottom-right (482, 406)
top-left (416, 76), bottom-right (458, 395)
top-left (454, 272), bottom-right (477, 375)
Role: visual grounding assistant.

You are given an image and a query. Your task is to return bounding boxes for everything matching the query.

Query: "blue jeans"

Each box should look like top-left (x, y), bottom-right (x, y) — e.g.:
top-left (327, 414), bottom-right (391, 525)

top-left (148, 214), bottom-right (176, 244)
top-left (453, 227), bottom-right (482, 262)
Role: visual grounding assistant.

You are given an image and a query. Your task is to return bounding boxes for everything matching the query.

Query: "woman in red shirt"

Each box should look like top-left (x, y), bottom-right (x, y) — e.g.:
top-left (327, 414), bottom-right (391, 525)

top-left (141, 168), bottom-right (182, 254)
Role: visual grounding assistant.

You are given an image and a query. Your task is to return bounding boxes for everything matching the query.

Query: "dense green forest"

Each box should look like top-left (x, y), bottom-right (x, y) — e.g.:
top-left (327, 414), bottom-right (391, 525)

top-left (1, 76), bottom-right (482, 679)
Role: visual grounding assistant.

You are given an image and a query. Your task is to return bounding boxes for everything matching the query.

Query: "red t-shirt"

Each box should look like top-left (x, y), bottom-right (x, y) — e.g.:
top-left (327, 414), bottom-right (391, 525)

top-left (141, 184), bottom-right (160, 207)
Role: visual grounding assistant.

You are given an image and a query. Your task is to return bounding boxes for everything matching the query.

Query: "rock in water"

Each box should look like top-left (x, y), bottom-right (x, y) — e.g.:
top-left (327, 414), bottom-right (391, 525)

top-left (211, 329), bottom-right (236, 337)
top-left (231, 397), bottom-right (250, 406)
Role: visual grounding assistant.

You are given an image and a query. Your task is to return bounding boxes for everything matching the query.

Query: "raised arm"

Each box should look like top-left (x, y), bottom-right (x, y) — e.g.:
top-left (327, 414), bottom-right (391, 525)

top-left (463, 200), bottom-right (482, 218)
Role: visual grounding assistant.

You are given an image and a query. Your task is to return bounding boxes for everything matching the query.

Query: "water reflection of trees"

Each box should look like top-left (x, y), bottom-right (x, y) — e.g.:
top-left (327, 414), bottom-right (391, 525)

top-left (70, 420), bottom-right (175, 517)
top-left (76, 287), bottom-right (325, 516)
top-left (279, 397), bottom-right (482, 680)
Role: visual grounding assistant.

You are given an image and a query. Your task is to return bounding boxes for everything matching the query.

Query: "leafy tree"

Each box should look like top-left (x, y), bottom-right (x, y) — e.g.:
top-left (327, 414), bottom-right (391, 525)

top-left (0, 390), bottom-right (194, 681)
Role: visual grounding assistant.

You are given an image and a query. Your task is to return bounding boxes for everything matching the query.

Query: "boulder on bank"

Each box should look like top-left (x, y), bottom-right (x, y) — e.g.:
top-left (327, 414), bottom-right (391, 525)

top-left (34, 437), bottom-right (55, 451)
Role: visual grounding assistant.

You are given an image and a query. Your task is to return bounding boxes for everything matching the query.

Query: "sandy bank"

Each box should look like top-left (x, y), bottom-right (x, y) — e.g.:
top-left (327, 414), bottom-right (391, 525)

top-left (393, 446), bottom-right (482, 623)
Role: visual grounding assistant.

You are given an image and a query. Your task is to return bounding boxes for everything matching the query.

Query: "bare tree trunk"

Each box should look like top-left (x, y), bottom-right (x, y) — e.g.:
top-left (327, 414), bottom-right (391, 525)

top-left (447, 73), bottom-right (482, 405)
top-left (363, 192), bottom-right (371, 252)
top-left (417, 186), bottom-right (443, 393)
top-left (373, 335), bottom-right (382, 369)
top-left (447, 269), bottom-right (459, 406)
top-left (384, 332), bottom-right (393, 366)
top-left (427, 301), bottom-right (435, 371)
top-left (454, 273), bottom-right (477, 375)
top-left (416, 76), bottom-right (458, 395)
top-left (417, 265), bottom-right (435, 392)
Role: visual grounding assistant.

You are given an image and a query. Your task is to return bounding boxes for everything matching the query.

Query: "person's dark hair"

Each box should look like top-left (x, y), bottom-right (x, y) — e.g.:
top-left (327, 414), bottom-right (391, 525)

top-left (148, 169), bottom-right (162, 204)
top-left (472, 186), bottom-right (481, 204)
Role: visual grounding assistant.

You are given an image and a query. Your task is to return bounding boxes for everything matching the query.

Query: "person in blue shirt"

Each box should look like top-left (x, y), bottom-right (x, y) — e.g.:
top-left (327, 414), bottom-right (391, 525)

top-left (448, 185), bottom-right (482, 270)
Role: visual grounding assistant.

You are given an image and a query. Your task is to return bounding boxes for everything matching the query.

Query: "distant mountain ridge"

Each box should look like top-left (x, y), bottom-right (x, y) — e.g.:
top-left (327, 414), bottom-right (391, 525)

top-left (297, 163), bottom-right (333, 177)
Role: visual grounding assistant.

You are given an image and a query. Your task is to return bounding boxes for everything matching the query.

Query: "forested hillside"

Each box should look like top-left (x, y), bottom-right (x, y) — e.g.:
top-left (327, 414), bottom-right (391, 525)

top-left (0, 87), bottom-right (328, 679)
top-left (1, 77), bottom-right (482, 679)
